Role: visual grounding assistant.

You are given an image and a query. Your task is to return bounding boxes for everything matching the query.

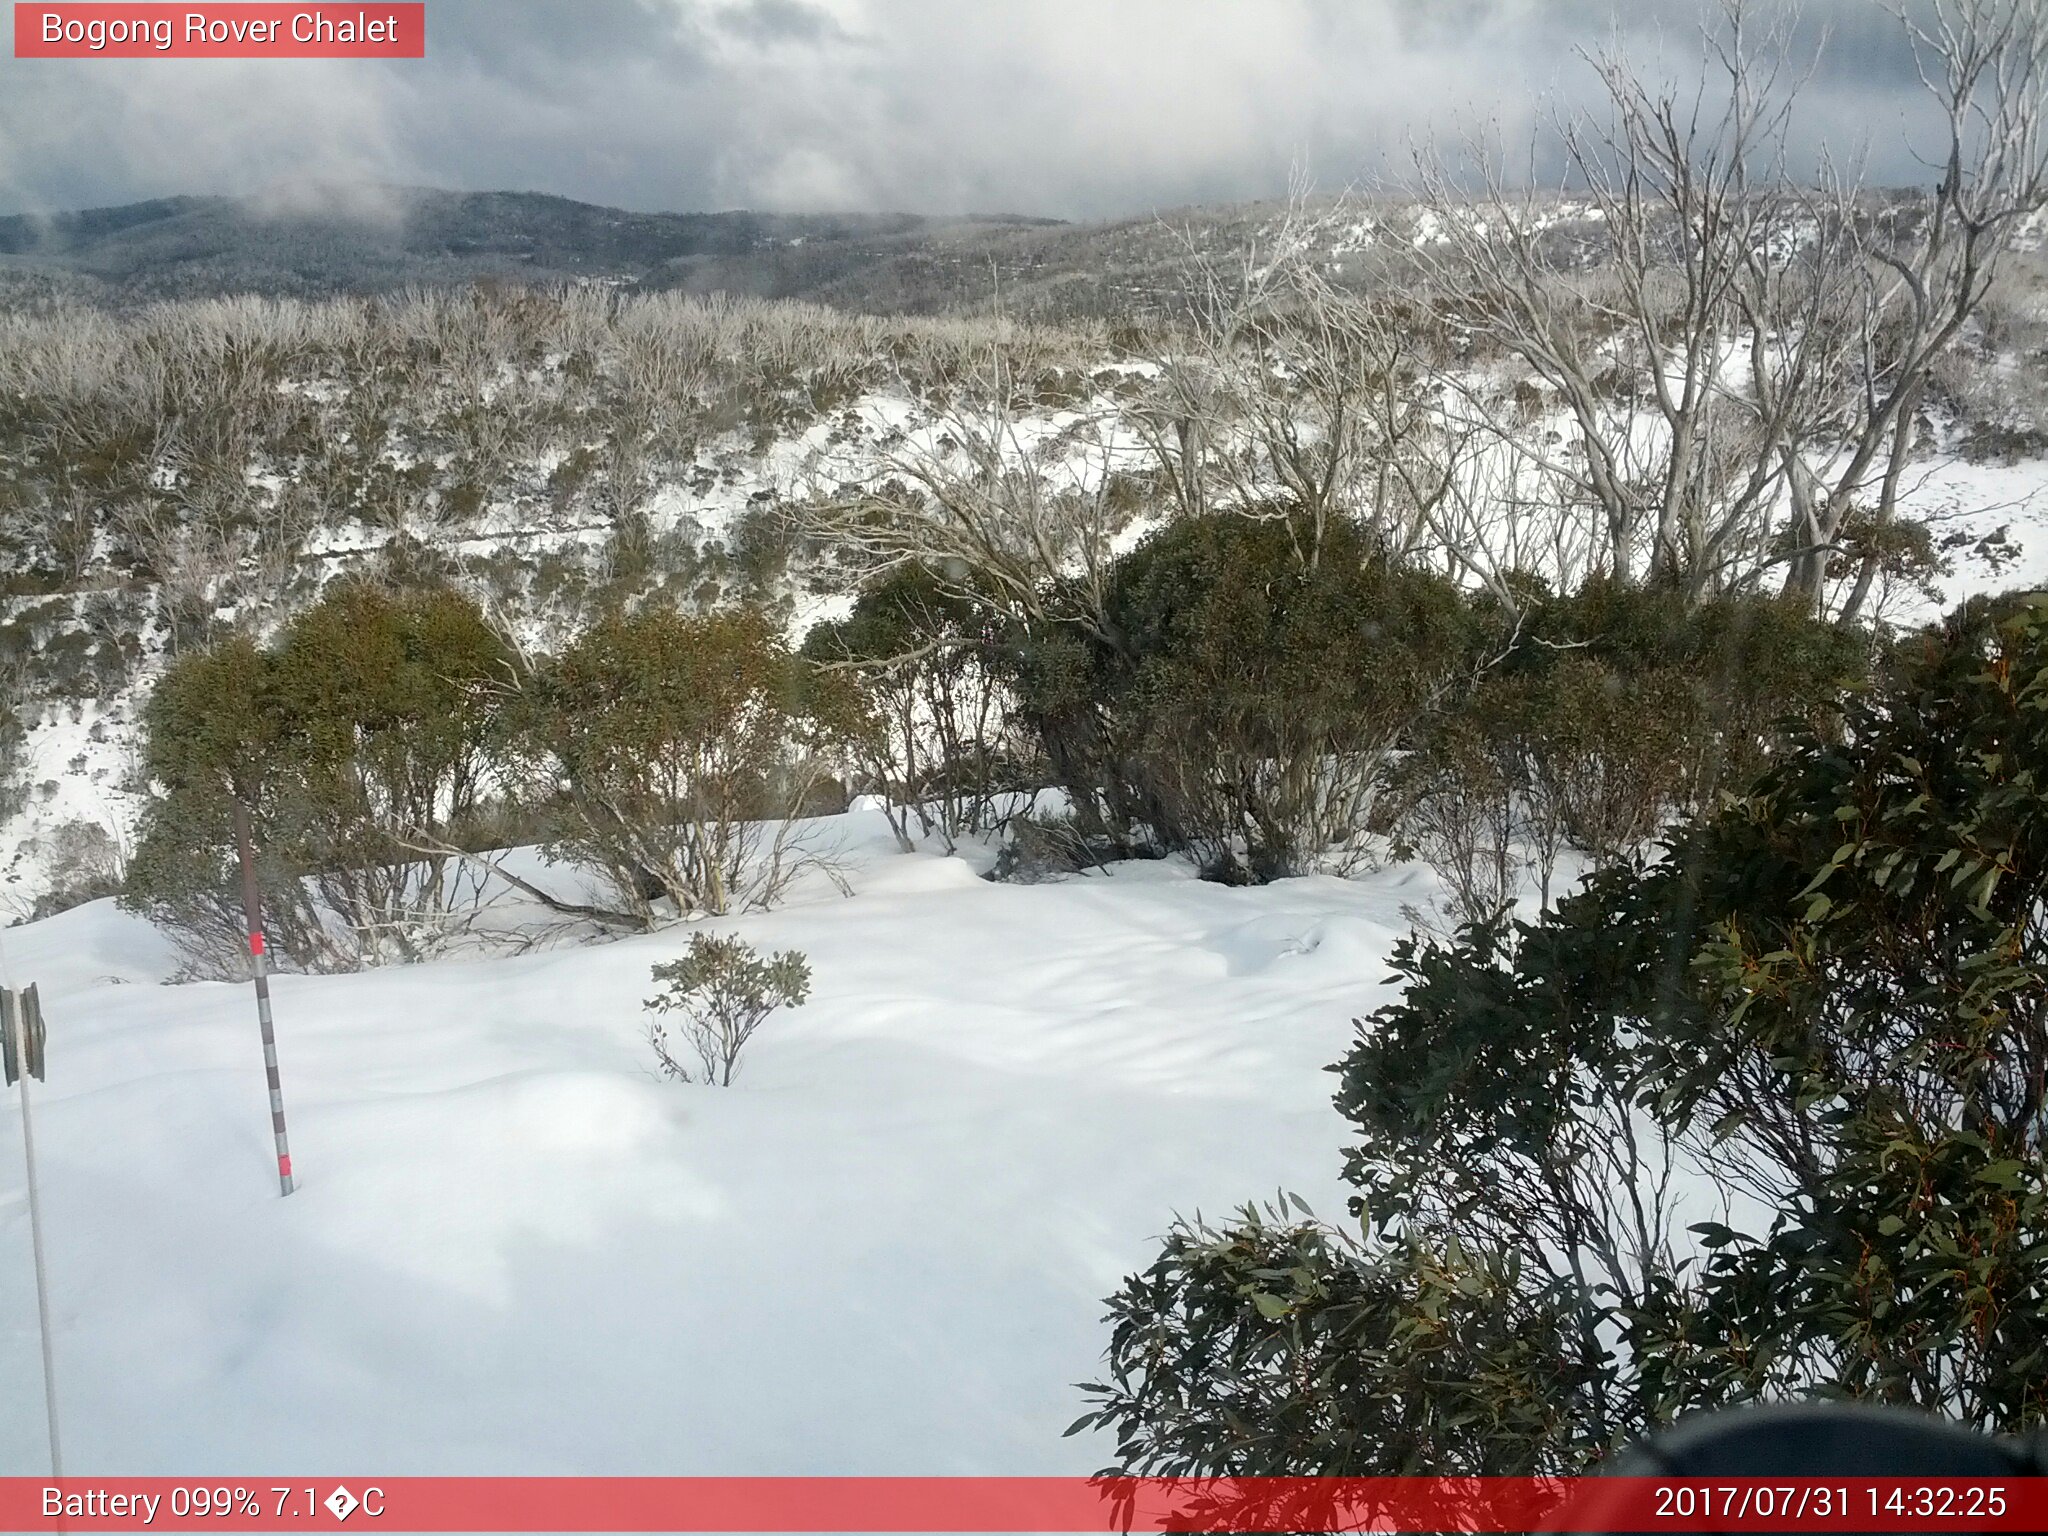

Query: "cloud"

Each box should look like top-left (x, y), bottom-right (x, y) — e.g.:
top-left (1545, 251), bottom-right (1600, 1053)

top-left (715, 0), bottom-right (850, 47)
top-left (0, 0), bottom-right (1948, 220)
top-left (0, 56), bottom-right (416, 213)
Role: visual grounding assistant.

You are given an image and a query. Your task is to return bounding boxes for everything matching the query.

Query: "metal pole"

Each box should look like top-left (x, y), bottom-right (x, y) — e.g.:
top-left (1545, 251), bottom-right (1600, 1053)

top-left (4, 988), bottom-right (62, 1476)
top-left (231, 798), bottom-right (296, 1196)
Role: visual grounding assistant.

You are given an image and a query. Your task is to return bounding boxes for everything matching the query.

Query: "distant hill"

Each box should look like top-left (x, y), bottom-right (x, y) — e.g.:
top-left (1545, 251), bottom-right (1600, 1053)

top-left (0, 184), bottom-right (1327, 319)
top-left (0, 186), bottom-right (1098, 312)
top-left (0, 183), bottom-right (1966, 322)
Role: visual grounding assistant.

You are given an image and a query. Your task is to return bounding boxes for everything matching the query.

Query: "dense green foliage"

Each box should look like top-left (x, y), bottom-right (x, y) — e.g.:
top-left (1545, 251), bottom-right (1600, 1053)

top-left (116, 500), bottom-right (1880, 976)
top-left (1396, 581), bottom-right (1869, 921)
top-left (123, 585), bottom-right (853, 969)
top-left (995, 511), bottom-right (1471, 881)
top-left (804, 515), bottom-right (1863, 894)
top-left (123, 584), bottom-right (512, 971)
top-left (507, 604), bottom-right (860, 921)
top-left (1079, 596), bottom-right (2048, 1477)
top-left (1101, 511), bottom-right (1470, 880)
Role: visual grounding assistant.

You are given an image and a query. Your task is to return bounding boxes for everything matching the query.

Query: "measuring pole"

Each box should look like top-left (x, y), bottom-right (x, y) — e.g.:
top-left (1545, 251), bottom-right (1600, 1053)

top-left (231, 798), bottom-right (296, 1196)
top-left (3, 977), bottom-right (61, 1477)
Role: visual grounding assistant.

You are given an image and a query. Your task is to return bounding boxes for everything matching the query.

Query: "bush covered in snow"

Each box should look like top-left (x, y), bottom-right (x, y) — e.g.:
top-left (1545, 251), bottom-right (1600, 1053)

top-left (26, 817), bottom-right (125, 919)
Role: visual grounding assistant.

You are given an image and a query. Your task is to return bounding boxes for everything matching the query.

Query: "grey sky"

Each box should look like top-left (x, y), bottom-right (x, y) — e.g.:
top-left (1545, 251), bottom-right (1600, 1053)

top-left (0, 0), bottom-right (1952, 220)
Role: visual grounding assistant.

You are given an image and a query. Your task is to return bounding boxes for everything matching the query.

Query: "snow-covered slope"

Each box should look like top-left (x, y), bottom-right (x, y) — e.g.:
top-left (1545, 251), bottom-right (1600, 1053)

top-left (4, 274), bottom-right (2045, 917)
top-left (0, 368), bottom-right (1160, 916)
top-left (0, 813), bottom-right (1428, 1474)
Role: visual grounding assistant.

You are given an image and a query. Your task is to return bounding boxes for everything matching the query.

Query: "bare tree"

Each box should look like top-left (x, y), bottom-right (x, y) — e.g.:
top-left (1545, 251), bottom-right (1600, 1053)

top-left (1822, 0), bottom-right (2048, 617)
top-left (799, 349), bottom-right (1143, 645)
top-left (1402, 0), bottom-right (2048, 615)
top-left (1127, 190), bottom-right (1477, 574)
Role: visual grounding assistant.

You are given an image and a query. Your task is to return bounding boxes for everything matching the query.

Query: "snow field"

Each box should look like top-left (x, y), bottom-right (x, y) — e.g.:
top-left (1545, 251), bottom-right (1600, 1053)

top-left (0, 813), bottom-right (1420, 1474)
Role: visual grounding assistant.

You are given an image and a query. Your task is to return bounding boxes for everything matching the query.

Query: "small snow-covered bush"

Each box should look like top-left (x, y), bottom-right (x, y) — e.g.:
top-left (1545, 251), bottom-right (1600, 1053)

top-left (645, 934), bottom-right (810, 1087)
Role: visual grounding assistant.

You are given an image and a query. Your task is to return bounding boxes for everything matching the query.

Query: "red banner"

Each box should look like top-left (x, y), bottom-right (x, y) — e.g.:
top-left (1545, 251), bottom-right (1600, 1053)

top-left (13, 5), bottom-right (424, 58)
top-left (0, 1477), bottom-right (2042, 1532)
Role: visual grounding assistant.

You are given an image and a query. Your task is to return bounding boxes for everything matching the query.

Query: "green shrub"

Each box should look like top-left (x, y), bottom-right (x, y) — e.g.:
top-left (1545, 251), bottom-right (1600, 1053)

top-left (1027, 509), bottom-right (1470, 881)
top-left (123, 583), bottom-right (513, 973)
top-left (1393, 581), bottom-right (1869, 922)
top-left (507, 604), bottom-right (860, 923)
top-left (645, 933), bottom-right (810, 1086)
top-left (1082, 594), bottom-right (2048, 1480)
top-left (731, 502), bottom-right (796, 595)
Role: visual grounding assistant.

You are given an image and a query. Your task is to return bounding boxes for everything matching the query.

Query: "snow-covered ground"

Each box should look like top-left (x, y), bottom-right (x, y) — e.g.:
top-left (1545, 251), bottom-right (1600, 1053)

top-left (1921, 449), bottom-right (2048, 610)
top-left (0, 325), bottom-right (2042, 1479)
top-left (0, 813), bottom-right (1426, 1474)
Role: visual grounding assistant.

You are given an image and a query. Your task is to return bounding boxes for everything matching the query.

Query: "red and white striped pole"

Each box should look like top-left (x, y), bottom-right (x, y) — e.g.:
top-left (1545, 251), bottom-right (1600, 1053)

top-left (232, 797), bottom-right (295, 1196)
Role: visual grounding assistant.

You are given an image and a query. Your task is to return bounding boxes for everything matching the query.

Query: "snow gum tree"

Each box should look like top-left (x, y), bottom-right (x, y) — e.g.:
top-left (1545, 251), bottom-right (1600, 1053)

top-left (1403, 0), bottom-right (2048, 618)
top-left (123, 583), bottom-right (514, 973)
top-left (505, 604), bottom-right (862, 924)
